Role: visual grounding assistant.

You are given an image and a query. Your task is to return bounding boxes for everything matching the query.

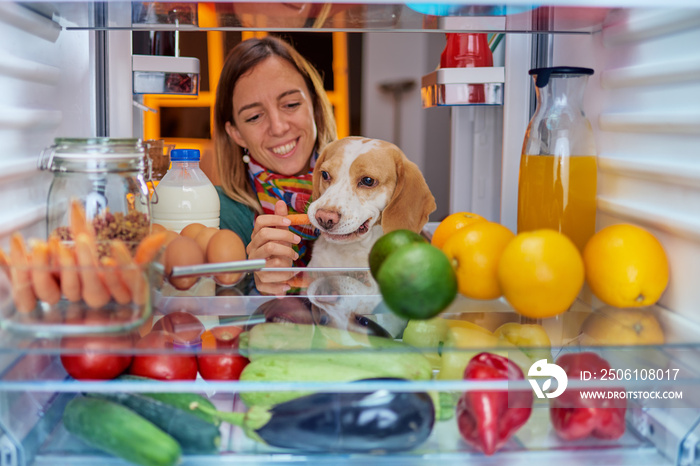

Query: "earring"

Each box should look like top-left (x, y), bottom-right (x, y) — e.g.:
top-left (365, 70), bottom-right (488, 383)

top-left (242, 147), bottom-right (250, 164)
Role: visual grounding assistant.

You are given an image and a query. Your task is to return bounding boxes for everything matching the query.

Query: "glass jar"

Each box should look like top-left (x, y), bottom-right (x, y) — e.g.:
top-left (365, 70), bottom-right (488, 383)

top-left (39, 138), bottom-right (152, 245)
top-left (517, 67), bottom-right (597, 253)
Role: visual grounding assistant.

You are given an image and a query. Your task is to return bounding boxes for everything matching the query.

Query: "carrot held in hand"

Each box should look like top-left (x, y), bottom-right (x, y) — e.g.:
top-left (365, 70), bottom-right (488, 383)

top-left (286, 213), bottom-right (310, 226)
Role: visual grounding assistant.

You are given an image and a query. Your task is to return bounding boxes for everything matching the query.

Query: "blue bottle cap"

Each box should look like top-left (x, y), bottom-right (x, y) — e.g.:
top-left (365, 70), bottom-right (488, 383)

top-left (170, 149), bottom-right (200, 162)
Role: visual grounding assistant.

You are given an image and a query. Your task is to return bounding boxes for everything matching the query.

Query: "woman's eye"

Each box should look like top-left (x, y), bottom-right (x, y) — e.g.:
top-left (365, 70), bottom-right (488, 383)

top-left (359, 177), bottom-right (376, 187)
top-left (321, 171), bottom-right (331, 181)
top-left (244, 114), bottom-right (261, 123)
top-left (284, 102), bottom-right (301, 110)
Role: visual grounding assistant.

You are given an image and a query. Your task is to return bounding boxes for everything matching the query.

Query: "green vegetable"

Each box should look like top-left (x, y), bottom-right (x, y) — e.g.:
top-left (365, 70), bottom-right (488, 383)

top-left (117, 374), bottom-right (220, 426)
top-left (242, 322), bottom-right (432, 378)
top-left (63, 396), bottom-right (181, 466)
top-left (239, 355), bottom-right (381, 406)
top-left (87, 391), bottom-right (221, 454)
top-left (238, 323), bottom-right (433, 407)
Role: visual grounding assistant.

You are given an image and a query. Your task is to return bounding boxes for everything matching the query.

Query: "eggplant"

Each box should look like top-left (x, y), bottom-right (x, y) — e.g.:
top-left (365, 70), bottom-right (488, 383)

top-left (192, 379), bottom-right (435, 453)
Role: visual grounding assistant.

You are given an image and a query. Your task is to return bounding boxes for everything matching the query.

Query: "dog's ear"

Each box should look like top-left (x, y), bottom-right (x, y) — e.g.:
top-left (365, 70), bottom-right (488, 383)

top-left (311, 145), bottom-right (331, 202)
top-left (381, 147), bottom-right (436, 234)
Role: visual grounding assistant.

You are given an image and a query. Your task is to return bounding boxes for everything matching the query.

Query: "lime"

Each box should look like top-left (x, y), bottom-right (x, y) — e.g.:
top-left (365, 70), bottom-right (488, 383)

top-left (376, 243), bottom-right (458, 320)
top-left (369, 229), bottom-right (427, 278)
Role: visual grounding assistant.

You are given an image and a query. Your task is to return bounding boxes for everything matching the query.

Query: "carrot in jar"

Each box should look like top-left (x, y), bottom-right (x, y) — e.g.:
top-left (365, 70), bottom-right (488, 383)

top-left (100, 256), bottom-right (132, 305)
top-left (70, 199), bottom-right (96, 240)
top-left (133, 231), bottom-right (169, 265)
top-left (75, 233), bottom-right (111, 309)
top-left (29, 239), bottom-right (62, 305)
top-left (0, 248), bottom-right (10, 277)
top-left (9, 233), bottom-right (37, 313)
top-left (110, 239), bottom-right (147, 306)
top-left (56, 241), bottom-right (82, 302)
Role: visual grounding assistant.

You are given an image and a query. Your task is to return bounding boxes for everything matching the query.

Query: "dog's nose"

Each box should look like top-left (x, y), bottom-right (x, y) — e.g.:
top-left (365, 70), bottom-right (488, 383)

top-left (316, 209), bottom-right (341, 230)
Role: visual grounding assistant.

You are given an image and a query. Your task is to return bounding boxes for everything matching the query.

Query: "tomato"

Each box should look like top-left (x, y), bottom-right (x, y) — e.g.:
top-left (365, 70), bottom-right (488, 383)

top-left (152, 311), bottom-right (205, 346)
top-left (197, 352), bottom-right (249, 381)
top-left (197, 328), bottom-right (249, 381)
top-left (130, 331), bottom-right (198, 380)
top-left (60, 334), bottom-right (134, 380)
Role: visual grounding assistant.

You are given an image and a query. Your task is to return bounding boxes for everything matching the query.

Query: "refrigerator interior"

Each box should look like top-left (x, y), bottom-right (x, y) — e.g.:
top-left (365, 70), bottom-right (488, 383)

top-left (1, 1), bottom-right (699, 465)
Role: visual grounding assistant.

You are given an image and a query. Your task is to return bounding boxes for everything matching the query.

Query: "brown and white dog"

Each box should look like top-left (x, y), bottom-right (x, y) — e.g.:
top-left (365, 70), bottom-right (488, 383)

top-left (307, 137), bottom-right (436, 268)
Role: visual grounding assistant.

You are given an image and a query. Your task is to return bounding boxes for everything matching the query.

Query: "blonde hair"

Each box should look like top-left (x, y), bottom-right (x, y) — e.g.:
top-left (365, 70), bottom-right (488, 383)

top-left (214, 36), bottom-right (337, 214)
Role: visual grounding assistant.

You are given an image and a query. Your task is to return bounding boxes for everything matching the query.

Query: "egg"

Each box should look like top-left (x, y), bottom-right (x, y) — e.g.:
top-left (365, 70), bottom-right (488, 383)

top-left (151, 223), bottom-right (168, 234)
top-left (206, 229), bottom-right (247, 286)
top-left (194, 227), bottom-right (219, 253)
top-left (164, 236), bottom-right (205, 290)
top-left (180, 223), bottom-right (207, 239)
top-left (163, 230), bottom-right (180, 246)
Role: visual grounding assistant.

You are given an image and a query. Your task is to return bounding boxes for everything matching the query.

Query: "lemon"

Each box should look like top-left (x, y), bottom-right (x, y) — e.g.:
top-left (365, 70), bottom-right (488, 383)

top-left (376, 243), bottom-right (457, 320)
top-left (497, 229), bottom-right (585, 319)
top-left (580, 307), bottom-right (665, 346)
top-left (369, 229), bottom-right (426, 278)
top-left (441, 222), bottom-right (515, 300)
top-left (430, 211), bottom-right (486, 249)
top-left (583, 224), bottom-right (669, 308)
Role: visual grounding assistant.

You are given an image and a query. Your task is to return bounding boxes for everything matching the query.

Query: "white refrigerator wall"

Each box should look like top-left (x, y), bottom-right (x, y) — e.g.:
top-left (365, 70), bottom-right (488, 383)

top-left (568, 9), bottom-right (700, 324)
top-left (0, 4), bottom-right (95, 245)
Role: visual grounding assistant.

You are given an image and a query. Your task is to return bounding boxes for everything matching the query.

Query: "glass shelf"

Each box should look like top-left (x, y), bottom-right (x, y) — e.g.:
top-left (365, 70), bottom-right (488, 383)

top-left (25, 1), bottom-right (624, 34)
top-left (1, 267), bottom-right (699, 465)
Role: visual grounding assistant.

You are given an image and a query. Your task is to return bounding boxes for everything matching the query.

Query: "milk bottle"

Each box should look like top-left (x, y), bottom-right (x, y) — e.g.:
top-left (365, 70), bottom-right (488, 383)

top-left (151, 149), bottom-right (220, 233)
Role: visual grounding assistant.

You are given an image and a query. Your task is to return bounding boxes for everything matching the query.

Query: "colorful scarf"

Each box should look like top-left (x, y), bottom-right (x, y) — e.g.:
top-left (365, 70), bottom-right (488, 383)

top-left (247, 154), bottom-right (319, 266)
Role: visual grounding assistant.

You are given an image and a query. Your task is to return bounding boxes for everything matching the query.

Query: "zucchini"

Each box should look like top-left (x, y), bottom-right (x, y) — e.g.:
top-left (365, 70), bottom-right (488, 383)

top-left (117, 374), bottom-right (221, 426)
top-left (239, 355), bottom-right (383, 406)
top-left (87, 391), bottom-right (221, 454)
top-left (243, 323), bottom-right (433, 380)
top-left (63, 396), bottom-right (181, 466)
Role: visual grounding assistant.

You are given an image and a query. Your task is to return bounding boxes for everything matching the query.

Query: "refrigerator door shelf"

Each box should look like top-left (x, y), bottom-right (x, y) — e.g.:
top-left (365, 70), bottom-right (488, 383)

top-left (421, 67), bottom-right (505, 107)
top-left (132, 55), bottom-right (200, 95)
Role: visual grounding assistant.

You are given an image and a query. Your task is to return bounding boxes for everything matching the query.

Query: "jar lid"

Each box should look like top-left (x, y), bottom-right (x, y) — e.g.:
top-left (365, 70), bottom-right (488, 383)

top-left (529, 67), bottom-right (594, 88)
top-left (39, 138), bottom-right (146, 171)
top-left (170, 149), bottom-right (200, 162)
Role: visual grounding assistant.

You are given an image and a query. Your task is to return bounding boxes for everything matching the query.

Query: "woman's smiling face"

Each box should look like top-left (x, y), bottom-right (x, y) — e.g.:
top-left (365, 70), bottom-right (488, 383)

top-left (226, 56), bottom-right (318, 176)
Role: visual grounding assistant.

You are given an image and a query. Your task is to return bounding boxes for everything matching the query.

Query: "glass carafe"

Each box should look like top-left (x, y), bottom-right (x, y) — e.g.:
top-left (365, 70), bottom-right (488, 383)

top-left (517, 67), bottom-right (597, 253)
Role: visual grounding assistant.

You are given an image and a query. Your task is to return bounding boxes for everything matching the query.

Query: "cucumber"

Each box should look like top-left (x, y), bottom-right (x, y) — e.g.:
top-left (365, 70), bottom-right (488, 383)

top-left (87, 391), bottom-right (221, 454)
top-left (63, 396), bottom-right (181, 466)
top-left (117, 374), bottom-right (221, 426)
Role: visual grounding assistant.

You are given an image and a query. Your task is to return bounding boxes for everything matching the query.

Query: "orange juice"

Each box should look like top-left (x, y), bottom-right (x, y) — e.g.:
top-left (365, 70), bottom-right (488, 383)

top-left (517, 154), bottom-right (597, 253)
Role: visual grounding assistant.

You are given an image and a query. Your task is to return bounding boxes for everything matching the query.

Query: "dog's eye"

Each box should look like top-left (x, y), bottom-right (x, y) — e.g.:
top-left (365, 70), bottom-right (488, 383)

top-left (321, 171), bottom-right (331, 181)
top-left (358, 177), bottom-right (376, 187)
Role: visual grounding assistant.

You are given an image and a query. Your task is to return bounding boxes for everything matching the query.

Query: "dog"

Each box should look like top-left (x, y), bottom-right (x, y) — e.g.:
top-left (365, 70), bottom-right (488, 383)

top-left (307, 137), bottom-right (436, 268)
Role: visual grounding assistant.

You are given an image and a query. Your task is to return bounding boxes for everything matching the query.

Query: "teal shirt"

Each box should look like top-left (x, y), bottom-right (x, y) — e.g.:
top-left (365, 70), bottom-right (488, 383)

top-left (216, 186), bottom-right (255, 246)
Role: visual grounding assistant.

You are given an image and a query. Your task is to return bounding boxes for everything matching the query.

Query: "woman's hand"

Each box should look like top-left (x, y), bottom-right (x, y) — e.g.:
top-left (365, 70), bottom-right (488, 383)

top-left (247, 200), bottom-right (301, 294)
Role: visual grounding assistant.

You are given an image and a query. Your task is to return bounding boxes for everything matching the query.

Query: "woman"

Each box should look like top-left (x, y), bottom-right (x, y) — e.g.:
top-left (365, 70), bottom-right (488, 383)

top-left (214, 36), bottom-right (336, 277)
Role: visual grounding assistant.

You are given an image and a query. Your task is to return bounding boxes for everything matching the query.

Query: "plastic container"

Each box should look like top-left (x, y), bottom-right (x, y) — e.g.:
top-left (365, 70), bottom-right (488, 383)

top-left (517, 67), bottom-right (597, 253)
top-left (150, 148), bottom-right (220, 233)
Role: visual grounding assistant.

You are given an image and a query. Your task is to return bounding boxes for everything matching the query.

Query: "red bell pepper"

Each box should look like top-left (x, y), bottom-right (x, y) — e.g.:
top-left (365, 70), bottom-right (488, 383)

top-left (550, 352), bottom-right (627, 441)
top-left (456, 352), bottom-right (533, 455)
